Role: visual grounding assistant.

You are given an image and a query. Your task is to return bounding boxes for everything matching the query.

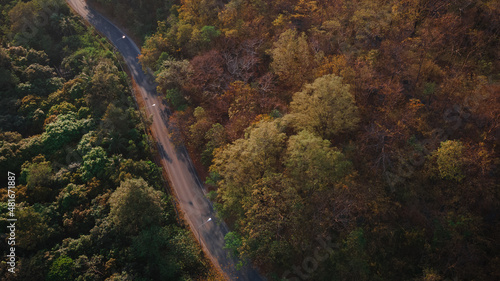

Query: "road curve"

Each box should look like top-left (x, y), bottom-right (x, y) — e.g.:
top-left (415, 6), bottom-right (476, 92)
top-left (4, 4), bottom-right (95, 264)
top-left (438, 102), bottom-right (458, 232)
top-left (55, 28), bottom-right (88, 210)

top-left (65, 1), bottom-right (264, 280)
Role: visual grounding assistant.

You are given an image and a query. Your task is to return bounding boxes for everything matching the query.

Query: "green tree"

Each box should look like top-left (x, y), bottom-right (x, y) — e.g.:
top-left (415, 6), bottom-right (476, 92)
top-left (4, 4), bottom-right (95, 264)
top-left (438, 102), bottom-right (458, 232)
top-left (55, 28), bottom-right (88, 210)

top-left (56, 183), bottom-right (88, 213)
top-left (290, 74), bottom-right (360, 139)
top-left (109, 159), bottom-right (162, 187)
top-left (285, 130), bottom-right (351, 194)
top-left (42, 112), bottom-right (93, 152)
top-left (108, 178), bottom-right (164, 236)
top-left (86, 59), bottom-right (123, 115)
top-left (8, 0), bottom-right (67, 61)
top-left (80, 146), bottom-right (109, 181)
top-left (76, 131), bottom-right (97, 156)
top-left (22, 63), bottom-right (56, 83)
top-left (21, 155), bottom-right (52, 189)
top-left (131, 226), bottom-right (178, 280)
top-left (18, 63), bottom-right (63, 97)
top-left (0, 48), bottom-right (17, 90)
top-left (19, 155), bottom-right (54, 203)
top-left (47, 256), bottom-right (75, 281)
top-left (8, 1), bottom-right (38, 35)
top-left (168, 228), bottom-right (207, 276)
top-left (163, 89), bottom-right (186, 111)
top-left (17, 206), bottom-right (53, 251)
top-left (101, 103), bottom-right (133, 137)
top-left (155, 59), bottom-right (192, 110)
top-left (224, 231), bottom-right (242, 259)
top-left (156, 59), bottom-right (192, 90)
top-left (200, 25), bottom-right (221, 43)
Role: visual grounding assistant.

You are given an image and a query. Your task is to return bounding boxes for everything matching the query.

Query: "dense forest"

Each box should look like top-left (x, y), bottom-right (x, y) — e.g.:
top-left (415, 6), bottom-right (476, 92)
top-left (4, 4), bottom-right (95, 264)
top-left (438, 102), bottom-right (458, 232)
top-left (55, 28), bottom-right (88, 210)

top-left (92, 0), bottom-right (500, 280)
top-left (0, 0), bottom-right (214, 280)
top-left (0, 0), bottom-right (498, 280)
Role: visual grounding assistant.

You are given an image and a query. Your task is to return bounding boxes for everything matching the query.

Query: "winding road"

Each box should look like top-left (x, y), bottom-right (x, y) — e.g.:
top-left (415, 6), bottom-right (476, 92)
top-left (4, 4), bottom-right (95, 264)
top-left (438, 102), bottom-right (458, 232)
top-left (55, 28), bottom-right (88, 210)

top-left (65, 1), bottom-right (264, 280)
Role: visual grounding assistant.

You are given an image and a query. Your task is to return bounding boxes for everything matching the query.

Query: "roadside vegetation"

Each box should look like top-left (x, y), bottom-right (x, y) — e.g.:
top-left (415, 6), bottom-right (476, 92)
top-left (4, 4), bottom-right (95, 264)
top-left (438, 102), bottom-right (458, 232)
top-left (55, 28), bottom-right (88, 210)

top-left (0, 0), bottom-right (211, 280)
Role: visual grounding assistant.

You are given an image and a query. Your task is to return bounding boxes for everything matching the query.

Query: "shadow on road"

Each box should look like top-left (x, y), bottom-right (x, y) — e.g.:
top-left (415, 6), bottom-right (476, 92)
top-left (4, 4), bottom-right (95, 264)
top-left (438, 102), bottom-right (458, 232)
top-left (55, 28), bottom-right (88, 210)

top-left (156, 142), bottom-right (173, 163)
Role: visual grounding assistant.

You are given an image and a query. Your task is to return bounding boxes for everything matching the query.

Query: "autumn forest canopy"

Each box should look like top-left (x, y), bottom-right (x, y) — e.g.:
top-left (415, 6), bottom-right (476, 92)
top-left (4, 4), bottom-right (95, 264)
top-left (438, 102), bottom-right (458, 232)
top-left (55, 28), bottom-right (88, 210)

top-left (121, 0), bottom-right (499, 279)
top-left (1, 0), bottom-right (500, 280)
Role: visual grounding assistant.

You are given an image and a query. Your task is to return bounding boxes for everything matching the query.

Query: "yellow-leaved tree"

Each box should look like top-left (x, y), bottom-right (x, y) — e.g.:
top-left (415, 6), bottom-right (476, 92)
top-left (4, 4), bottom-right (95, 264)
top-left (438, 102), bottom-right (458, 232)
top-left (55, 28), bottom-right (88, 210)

top-left (268, 28), bottom-right (315, 90)
top-left (290, 74), bottom-right (360, 140)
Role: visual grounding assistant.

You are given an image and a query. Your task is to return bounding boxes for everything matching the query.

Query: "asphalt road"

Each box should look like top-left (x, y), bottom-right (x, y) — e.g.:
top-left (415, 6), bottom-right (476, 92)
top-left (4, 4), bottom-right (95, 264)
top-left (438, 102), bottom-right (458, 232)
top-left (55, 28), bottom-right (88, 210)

top-left (65, 1), bottom-right (264, 280)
